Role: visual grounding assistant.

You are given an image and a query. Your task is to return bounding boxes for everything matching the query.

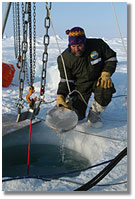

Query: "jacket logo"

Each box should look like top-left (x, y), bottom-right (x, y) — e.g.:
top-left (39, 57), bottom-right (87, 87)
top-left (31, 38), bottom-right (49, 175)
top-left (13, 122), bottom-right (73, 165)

top-left (90, 51), bottom-right (99, 59)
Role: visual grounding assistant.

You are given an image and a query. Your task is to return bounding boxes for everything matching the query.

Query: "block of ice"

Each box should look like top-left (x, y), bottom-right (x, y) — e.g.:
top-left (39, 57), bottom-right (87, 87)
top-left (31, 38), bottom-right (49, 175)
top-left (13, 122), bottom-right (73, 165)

top-left (45, 106), bottom-right (78, 133)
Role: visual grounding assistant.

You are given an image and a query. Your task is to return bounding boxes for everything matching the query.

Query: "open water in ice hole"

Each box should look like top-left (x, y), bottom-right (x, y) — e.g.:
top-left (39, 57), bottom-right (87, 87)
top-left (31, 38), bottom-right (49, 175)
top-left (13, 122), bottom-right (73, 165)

top-left (3, 144), bottom-right (90, 178)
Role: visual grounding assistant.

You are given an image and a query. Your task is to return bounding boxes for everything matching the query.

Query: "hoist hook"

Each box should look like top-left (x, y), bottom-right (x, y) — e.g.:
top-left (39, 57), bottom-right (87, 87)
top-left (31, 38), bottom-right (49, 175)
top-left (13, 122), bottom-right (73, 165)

top-left (16, 55), bottom-right (21, 69)
top-left (26, 86), bottom-right (37, 103)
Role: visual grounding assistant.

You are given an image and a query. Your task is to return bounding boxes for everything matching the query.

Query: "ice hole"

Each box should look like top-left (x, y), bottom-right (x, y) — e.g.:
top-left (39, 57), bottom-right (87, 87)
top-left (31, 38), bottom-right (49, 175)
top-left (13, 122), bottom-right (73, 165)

top-left (2, 122), bottom-right (91, 178)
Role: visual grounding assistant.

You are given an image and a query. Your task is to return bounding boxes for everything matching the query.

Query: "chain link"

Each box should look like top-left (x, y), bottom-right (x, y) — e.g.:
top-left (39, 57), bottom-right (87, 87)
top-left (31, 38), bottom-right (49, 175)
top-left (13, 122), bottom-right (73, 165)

top-left (40, 2), bottom-right (51, 97)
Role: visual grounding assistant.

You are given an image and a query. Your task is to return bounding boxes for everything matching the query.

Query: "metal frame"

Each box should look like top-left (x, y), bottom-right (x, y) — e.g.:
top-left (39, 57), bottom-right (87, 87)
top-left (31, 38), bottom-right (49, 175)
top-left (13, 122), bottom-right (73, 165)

top-left (2, 2), bottom-right (12, 38)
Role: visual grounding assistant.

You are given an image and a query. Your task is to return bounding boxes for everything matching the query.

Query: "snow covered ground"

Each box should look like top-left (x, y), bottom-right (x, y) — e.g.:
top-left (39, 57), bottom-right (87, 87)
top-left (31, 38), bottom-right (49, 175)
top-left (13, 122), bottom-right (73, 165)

top-left (2, 36), bottom-right (127, 192)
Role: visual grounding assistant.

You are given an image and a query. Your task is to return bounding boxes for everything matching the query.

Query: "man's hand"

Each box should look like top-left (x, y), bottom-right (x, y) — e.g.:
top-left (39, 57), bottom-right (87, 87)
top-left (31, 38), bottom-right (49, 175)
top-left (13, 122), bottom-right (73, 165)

top-left (56, 95), bottom-right (68, 108)
top-left (97, 72), bottom-right (113, 89)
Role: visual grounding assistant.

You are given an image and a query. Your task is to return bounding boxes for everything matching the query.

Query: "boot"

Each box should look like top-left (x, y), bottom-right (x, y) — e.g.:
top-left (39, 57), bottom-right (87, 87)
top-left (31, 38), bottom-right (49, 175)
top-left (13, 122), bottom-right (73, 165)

top-left (87, 100), bottom-right (106, 128)
top-left (88, 108), bottom-right (101, 123)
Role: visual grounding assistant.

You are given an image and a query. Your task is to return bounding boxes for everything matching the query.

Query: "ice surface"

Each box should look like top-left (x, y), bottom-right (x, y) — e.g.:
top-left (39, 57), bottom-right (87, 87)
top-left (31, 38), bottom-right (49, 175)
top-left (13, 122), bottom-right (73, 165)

top-left (2, 36), bottom-right (127, 191)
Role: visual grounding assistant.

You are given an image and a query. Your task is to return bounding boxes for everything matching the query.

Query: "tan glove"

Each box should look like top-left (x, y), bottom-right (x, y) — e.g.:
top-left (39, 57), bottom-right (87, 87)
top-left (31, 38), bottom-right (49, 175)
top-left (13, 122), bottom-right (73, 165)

top-left (97, 72), bottom-right (113, 89)
top-left (56, 95), bottom-right (68, 108)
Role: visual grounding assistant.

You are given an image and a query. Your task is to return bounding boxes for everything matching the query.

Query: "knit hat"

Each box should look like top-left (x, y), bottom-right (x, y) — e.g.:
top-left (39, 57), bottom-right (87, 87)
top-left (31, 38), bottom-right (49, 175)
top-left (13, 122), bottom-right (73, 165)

top-left (66, 27), bottom-right (86, 45)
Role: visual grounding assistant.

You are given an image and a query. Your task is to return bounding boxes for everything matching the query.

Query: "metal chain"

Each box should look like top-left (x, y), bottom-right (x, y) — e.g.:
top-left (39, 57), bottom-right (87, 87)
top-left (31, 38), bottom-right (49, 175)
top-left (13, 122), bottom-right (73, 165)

top-left (28, 2), bottom-right (33, 86)
top-left (33, 2), bottom-right (36, 84)
top-left (25, 60), bottom-right (30, 86)
top-left (15, 3), bottom-right (18, 58)
top-left (17, 2), bottom-right (21, 58)
top-left (12, 2), bottom-right (22, 71)
top-left (12, 3), bottom-right (18, 58)
top-left (12, 2), bottom-right (21, 59)
top-left (16, 2), bottom-right (50, 116)
top-left (24, 5), bottom-right (30, 85)
top-left (25, 3), bottom-right (36, 87)
top-left (17, 2), bottom-right (29, 112)
top-left (15, 3), bottom-right (19, 57)
top-left (40, 2), bottom-right (51, 97)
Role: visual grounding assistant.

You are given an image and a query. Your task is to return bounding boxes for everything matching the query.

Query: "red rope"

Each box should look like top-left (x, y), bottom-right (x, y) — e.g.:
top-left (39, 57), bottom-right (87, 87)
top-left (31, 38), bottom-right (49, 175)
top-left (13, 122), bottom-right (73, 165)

top-left (27, 119), bottom-right (32, 176)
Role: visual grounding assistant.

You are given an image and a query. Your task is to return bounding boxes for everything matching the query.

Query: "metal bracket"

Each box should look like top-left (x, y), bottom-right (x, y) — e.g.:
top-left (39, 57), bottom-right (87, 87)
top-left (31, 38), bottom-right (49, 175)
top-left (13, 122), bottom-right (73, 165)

top-left (16, 105), bottom-right (40, 122)
top-left (16, 111), bottom-right (33, 122)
